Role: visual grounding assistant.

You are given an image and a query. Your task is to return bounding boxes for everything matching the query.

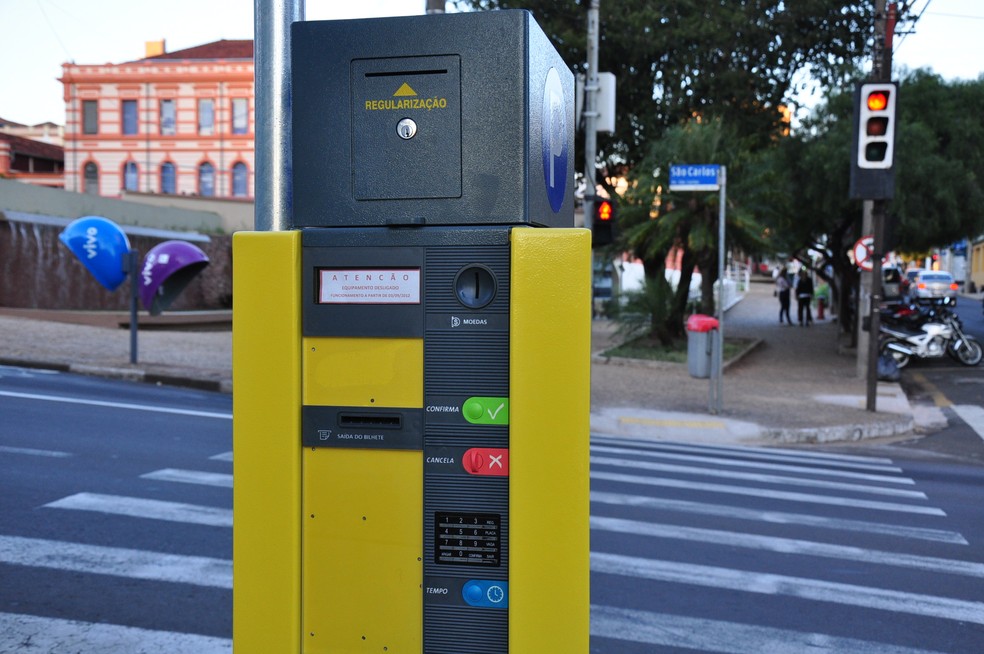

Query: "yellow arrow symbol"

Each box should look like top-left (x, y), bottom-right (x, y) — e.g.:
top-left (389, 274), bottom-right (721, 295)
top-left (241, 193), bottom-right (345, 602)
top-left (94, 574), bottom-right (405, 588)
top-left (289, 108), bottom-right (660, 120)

top-left (393, 82), bottom-right (417, 97)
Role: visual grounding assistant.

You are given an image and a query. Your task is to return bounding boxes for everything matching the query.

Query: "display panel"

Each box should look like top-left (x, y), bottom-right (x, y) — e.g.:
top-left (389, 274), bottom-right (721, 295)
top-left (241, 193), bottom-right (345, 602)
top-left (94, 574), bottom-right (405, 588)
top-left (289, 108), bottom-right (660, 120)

top-left (318, 268), bottom-right (421, 304)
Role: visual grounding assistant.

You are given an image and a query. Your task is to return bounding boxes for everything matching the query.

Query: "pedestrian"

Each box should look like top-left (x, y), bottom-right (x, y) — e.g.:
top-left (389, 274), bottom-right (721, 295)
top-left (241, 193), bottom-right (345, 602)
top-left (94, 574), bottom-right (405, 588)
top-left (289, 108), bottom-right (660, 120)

top-left (796, 269), bottom-right (814, 326)
top-left (776, 266), bottom-right (792, 324)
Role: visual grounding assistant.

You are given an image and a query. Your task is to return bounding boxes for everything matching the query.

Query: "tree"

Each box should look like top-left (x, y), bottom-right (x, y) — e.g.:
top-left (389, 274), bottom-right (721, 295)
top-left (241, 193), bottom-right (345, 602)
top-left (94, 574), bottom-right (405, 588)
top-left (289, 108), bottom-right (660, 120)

top-left (777, 71), bottom-right (984, 335)
top-left (453, 1), bottom-right (911, 342)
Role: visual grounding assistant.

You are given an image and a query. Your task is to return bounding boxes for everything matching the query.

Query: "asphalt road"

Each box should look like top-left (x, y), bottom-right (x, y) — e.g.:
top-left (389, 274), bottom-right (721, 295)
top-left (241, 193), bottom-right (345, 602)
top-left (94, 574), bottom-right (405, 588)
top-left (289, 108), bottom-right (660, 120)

top-left (0, 365), bottom-right (233, 652)
top-left (2, 365), bottom-right (984, 653)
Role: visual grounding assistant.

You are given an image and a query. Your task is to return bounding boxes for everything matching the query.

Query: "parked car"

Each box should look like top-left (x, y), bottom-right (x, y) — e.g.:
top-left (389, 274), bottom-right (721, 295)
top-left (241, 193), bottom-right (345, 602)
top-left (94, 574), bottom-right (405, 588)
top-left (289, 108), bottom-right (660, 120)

top-left (901, 268), bottom-right (924, 297)
top-left (912, 270), bottom-right (959, 304)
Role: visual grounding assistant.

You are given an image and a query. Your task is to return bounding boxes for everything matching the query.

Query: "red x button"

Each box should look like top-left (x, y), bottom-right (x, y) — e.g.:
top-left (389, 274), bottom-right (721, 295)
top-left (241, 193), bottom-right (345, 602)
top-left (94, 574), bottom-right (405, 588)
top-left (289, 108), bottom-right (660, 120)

top-left (462, 448), bottom-right (509, 476)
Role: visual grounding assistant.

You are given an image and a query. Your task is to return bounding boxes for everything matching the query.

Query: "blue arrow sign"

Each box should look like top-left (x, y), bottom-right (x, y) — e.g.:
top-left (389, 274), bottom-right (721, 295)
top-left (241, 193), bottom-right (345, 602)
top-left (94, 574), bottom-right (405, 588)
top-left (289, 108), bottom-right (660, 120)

top-left (669, 164), bottom-right (721, 191)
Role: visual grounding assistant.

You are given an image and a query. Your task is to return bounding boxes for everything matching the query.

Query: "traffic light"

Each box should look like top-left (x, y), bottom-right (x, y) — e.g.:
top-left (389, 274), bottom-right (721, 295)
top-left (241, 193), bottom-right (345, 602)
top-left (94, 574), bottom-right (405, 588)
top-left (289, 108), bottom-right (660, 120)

top-left (849, 82), bottom-right (898, 200)
top-left (591, 197), bottom-right (615, 247)
top-left (857, 83), bottom-right (896, 169)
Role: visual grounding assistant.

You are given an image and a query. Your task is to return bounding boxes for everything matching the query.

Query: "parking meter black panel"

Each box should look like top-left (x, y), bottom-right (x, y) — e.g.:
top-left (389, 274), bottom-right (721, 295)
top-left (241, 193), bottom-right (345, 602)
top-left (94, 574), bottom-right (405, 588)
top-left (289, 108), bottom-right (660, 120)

top-left (291, 10), bottom-right (574, 227)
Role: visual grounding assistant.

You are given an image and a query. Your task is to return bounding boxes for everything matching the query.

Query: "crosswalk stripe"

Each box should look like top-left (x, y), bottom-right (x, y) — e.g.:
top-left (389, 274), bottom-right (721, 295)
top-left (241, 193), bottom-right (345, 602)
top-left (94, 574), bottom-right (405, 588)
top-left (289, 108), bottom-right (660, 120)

top-left (591, 470), bottom-right (946, 515)
top-left (0, 445), bottom-right (72, 458)
top-left (590, 604), bottom-right (950, 654)
top-left (44, 493), bottom-right (233, 527)
top-left (592, 455), bottom-right (926, 498)
top-left (592, 444), bottom-right (915, 484)
top-left (591, 436), bottom-right (900, 469)
top-left (592, 516), bottom-right (984, 578)
top-left (591, 491), bottom-right (969, 545)
top-left (592, 552), bottom-right (984, 625)
top-left (952, 404), bottom-right (984, 442)
top-left (0, 611), bottom-right (232, 653)
top-left (0, 535), bottom-right (231, 588)
top-left (141, 468), bottom-right (233, 488)
top-left (0, 390), bottom-right (232, 420)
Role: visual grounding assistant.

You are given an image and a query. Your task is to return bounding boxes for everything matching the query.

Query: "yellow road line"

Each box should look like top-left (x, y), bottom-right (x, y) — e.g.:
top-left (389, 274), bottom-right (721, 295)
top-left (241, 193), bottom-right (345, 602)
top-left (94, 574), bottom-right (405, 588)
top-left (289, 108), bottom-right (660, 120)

top-left (910, 371), bottom-right (951, 408)
top-left (618, 417), bottom-right (727, 429)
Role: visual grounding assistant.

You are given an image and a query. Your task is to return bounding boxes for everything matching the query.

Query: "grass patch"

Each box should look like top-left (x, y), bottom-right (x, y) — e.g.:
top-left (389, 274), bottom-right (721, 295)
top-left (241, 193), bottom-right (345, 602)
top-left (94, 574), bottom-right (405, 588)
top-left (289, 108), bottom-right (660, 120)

top-left (603, 336), bottom-right (753, 363)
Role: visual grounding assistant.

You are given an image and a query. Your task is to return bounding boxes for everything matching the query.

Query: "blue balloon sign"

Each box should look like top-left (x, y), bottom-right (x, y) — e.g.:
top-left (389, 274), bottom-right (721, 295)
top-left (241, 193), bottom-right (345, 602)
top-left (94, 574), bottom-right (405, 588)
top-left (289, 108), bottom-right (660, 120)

top-left (58, 216), bottom-right (131, 291)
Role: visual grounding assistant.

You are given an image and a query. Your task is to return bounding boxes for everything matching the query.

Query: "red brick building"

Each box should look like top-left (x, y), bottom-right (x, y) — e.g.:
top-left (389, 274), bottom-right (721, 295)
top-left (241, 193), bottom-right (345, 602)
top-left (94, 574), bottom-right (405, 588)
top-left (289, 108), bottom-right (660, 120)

top-left (60, 39), bottom-right (254, 199)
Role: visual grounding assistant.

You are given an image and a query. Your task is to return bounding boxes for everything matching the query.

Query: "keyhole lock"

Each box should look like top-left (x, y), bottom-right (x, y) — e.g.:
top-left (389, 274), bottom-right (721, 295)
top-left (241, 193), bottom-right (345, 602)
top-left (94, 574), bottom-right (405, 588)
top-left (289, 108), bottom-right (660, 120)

top-left (396, 117), bottom-right (417, 140)
top-left (453, 265), bottom-right (496, 309)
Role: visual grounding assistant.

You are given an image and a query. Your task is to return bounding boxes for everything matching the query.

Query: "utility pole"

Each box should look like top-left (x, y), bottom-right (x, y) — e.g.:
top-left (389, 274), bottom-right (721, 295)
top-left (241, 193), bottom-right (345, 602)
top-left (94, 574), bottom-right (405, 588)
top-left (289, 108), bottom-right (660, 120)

top-left (863, 0), bottom-right (892, 411)
top-left (583, 0), bottom-right (600, 231)
top-left (425, 0), bottom-right (444, 13)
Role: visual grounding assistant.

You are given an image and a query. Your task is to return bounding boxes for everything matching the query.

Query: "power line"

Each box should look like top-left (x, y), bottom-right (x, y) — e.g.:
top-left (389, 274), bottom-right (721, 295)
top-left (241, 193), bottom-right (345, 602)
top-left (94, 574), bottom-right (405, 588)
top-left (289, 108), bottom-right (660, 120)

top-left (34, 0), bottom-right (73, 62)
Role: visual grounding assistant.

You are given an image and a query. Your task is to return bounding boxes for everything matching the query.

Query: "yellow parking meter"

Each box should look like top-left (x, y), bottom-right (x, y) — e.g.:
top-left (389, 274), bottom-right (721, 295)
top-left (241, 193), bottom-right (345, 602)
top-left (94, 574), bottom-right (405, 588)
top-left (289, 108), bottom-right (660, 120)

top-left (234, 10), bottom-right (589, 653)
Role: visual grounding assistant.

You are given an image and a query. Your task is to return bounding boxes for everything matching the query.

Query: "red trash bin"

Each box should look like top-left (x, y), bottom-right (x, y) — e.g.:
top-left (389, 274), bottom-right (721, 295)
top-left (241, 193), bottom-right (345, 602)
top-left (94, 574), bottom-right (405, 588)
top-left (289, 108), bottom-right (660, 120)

top-left (685, 314), bottom-right (719, 378)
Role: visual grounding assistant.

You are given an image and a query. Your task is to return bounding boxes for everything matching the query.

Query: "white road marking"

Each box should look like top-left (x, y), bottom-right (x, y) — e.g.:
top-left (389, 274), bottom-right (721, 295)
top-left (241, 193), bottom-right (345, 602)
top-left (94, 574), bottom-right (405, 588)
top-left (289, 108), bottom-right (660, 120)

top-left (44, 493), bottom-right (232, 527)
top-left (592, 552), bottom-right (984, 625)
top-left (209, 451), bottom-right (234, 462)
top-left (0, 445), bottom-right (72, 458)
top-left (0, 535), bottom-right (231, 588)
top-left (592, 516), bottom-right (984, 578)
top-left (952, 404), bottom-right (984, 442)
top-left (591, 491), bottom-right (969, 545)
top-left (591, 470), bottom-right (946, 515)
top-left (0, 390), bottom-right (231, 420)
top-left (590, 604), bottom-right (950, 654)
top-left (591, 436), bottom-right (899, 468)
top-left (141, 469), bottom-right (233, 488)
top-left (0, 611), bottom-right (231, 653)
top-left (591, 444), bottom-right (914, 484)
top-left (592, 455), bottom-right (926, 498)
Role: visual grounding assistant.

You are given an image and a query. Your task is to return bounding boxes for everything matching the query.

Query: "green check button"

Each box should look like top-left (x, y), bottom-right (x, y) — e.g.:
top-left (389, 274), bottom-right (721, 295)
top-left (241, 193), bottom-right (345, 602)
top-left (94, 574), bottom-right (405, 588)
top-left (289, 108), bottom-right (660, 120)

top-left (462, 397), bottom-right (509, 425)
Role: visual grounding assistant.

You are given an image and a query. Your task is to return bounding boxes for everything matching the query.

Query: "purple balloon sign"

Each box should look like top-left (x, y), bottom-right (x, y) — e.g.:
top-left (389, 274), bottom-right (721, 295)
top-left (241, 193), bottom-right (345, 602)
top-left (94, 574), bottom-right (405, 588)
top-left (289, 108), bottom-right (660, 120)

top-left (140, 240), bottom-right (210, 315)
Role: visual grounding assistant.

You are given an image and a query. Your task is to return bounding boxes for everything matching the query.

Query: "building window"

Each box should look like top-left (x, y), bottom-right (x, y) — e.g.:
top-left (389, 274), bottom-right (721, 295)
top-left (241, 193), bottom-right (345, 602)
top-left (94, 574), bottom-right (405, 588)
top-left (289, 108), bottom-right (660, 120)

top-left (123, 161), bottom-right (139, 192)
top-left (82, 101), bottom-right (98, 134)
top-left (160, 99), bottom-right (175, 136)
top-left (122, 100), bottom-right (138, 135)
top-left (232, 162), bottom-right (248, 197)
top-left (161, 162), bottom-right (176, 194)
top-left (199, 162), bottom-right (215, 196)
top-left (198, 99), bottom-right (215, 135)
top-left (231, 98), bottom-right (248, 135)
top-left (83, 162), bottom-right (98, 194)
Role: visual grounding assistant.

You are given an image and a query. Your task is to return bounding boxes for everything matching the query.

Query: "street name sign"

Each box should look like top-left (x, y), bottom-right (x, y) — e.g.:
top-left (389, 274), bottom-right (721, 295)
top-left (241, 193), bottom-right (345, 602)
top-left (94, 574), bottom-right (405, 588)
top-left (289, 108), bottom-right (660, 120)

top-left (669, 164), bottom-right (721, 191)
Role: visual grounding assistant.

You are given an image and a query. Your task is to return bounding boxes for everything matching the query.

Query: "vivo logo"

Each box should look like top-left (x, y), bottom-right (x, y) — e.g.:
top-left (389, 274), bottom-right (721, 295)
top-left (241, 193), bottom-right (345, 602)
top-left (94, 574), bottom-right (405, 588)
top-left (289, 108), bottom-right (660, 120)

top-left (83, 227), bottom-right (99, 259)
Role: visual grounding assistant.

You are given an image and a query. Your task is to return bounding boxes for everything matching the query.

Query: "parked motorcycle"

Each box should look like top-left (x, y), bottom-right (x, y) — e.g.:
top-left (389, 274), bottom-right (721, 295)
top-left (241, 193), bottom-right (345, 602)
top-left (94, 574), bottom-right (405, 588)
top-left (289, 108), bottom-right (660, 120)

top-left (879, 310), bottom-right (983, 368)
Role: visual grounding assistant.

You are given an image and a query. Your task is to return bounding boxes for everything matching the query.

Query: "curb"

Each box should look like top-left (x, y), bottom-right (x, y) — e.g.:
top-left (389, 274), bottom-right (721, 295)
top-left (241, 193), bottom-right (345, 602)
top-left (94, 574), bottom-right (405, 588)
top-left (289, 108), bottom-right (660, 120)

top-left (0, 356), bottom-right (229, 394)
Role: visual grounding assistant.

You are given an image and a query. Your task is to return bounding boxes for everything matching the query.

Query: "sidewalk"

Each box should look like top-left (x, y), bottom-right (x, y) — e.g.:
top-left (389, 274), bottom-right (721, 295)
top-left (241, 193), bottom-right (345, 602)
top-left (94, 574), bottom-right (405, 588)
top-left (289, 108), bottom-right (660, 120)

top-left (0, 282), bottom-right (936, 446)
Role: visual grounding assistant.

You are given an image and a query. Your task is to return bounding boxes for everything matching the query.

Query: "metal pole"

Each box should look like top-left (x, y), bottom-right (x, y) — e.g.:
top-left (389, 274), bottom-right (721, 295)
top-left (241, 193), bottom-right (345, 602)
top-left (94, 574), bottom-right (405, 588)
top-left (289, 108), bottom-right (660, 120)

top-left (254, 0), bottom-right (305, 232)
top-left (713, 167), bottom-right (726, 414)
top-left (127, 250), bottom-right (139, 364)
top-left (425, 0), bottom-right (445, 13)
top-left (583, 0), bottom-right (600, 230)
top-left (865, 0), bottom-right (889, 411)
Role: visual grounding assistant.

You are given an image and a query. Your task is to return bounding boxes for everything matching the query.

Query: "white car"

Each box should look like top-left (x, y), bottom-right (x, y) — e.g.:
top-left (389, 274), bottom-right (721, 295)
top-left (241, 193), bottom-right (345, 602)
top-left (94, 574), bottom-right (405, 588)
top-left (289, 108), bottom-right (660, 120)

top-left (912, 270), bottom-right (958, 304)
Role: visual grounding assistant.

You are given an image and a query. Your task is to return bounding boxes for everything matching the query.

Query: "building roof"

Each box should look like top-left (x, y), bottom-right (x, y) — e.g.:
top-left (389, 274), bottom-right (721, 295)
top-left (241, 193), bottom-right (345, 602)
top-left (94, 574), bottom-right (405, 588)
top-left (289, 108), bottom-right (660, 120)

top-left (143, 39), bottom-right (253, 61)
top-left (0, 116), bottom-right (28, 128)
top-left (0, 133), bottom-right (64, 161)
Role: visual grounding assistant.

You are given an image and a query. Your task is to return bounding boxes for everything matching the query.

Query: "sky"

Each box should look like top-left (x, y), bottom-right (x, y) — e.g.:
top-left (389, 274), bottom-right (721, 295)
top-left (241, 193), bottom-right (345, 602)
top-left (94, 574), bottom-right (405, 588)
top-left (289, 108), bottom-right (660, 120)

top-left (0, 0), bottom-right (981, 127)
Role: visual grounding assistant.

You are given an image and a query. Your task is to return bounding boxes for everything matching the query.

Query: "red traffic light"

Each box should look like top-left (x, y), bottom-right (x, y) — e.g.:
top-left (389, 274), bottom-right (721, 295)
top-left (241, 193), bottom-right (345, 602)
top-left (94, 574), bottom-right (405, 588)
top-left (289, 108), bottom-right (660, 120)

top-left (866, 91), bottom-right (890, 111)
top-left (596, 200), bottom-right (613, 221)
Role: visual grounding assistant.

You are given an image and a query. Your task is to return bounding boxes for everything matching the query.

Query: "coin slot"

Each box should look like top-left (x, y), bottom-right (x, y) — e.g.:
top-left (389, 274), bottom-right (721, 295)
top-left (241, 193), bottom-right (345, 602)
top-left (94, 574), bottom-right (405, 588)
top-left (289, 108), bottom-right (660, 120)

top-left (453, 265), bottom-right (496, 309)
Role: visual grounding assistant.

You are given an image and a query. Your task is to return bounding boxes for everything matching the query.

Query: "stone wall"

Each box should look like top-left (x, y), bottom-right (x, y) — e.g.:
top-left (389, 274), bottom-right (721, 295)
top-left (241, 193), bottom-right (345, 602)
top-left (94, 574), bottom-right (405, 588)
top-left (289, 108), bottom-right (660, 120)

top-left (0, 219), bottom-right (231, 311)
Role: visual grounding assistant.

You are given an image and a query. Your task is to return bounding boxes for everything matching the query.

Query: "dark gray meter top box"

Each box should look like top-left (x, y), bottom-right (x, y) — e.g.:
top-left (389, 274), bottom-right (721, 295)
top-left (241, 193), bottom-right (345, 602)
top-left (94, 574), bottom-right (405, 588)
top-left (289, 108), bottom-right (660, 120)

top-left (291, 10), bottom-right (574, 228)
